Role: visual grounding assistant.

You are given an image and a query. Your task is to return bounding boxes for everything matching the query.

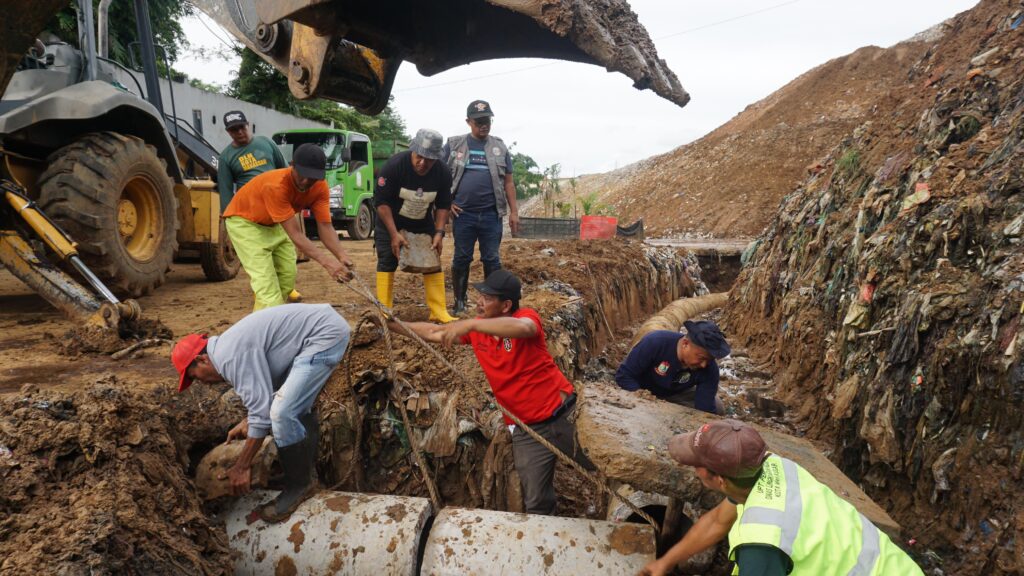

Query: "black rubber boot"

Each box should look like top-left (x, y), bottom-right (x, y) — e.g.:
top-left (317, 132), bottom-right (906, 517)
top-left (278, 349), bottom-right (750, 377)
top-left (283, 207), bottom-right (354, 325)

top-left (483, 263), bottom-right (502, 281)
top-left (258, 414), bottom-right (318, 523)
top-left (452, 267), bottom-right (469, 315)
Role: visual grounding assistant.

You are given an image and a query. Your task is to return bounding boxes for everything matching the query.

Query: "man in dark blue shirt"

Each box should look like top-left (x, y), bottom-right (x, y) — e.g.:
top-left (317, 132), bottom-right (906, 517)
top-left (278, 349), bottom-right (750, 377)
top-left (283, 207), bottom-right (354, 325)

top-left (615, 320), bottom-right (731, 414)
top-left (443, 100), bottom-right (518, 316)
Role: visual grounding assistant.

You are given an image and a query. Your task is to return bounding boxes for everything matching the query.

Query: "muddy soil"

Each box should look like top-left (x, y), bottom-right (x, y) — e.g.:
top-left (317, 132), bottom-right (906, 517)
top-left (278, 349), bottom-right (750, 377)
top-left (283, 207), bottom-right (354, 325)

top-left (0, 382), bottom-right (243, 574)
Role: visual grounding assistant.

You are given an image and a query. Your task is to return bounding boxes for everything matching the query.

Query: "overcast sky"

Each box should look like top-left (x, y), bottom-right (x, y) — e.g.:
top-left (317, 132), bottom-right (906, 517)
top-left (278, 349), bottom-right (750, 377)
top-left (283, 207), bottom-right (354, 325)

top-left (177, 0), bottom-right (979, 176)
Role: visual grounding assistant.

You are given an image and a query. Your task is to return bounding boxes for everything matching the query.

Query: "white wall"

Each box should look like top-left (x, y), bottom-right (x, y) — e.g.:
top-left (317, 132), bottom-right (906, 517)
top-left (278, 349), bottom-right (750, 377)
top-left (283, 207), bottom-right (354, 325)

top-left (110, 68), bottom-right (328, 154)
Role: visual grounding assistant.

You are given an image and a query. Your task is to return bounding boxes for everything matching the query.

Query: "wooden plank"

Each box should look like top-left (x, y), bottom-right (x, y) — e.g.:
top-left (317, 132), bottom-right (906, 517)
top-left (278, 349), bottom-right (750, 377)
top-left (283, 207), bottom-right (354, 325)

top-left (576, 383), bottom-right (900, 536)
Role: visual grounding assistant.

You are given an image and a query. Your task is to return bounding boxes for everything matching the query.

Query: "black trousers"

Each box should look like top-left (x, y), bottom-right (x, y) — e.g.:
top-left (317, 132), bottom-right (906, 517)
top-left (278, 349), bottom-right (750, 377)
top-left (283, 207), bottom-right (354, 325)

top-left (511, 399), bottom-right (595, 515)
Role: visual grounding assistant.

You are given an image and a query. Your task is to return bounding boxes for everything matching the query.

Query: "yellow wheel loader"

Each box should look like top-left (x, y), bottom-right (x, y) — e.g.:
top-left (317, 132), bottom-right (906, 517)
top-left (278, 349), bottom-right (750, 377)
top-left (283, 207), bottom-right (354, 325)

top-left (0, 0), bottom-right (687, 333)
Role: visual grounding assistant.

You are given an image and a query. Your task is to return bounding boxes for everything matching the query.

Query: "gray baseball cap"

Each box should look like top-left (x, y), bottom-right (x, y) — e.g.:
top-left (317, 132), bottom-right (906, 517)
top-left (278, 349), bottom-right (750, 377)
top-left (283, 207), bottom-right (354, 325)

top-left (409, 128), bottom-right (444, 160)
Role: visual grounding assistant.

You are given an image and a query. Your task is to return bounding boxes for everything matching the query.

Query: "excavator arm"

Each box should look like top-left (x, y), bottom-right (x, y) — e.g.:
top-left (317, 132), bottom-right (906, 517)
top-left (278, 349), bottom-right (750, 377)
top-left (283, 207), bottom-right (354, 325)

top-left (3, 0), bottom-right (686, 116)
top-left (190, 0), bottom-right (689, 114)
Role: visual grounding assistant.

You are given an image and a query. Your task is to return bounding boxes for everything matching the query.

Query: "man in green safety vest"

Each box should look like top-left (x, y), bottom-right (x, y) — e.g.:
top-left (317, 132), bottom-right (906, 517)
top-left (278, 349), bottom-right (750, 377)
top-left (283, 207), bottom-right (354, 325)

top-left (639, 419), bottom-right (924, 576)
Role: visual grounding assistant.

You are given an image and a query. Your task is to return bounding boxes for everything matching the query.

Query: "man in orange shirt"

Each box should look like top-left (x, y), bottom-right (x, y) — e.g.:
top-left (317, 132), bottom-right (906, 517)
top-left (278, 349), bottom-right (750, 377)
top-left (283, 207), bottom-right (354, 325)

top-left (224, 144), bottom-right (354, 309)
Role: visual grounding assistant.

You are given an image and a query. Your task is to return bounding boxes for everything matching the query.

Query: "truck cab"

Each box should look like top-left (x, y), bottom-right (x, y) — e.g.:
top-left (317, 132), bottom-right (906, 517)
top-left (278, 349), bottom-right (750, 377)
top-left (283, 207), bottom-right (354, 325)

top-left (272, 128), bottom-right (375, 240)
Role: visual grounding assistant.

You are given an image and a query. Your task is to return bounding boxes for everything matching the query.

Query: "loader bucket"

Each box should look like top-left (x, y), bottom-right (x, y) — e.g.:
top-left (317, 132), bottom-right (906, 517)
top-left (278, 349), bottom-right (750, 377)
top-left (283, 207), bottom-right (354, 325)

top-left (191, 0), bottom-right (689, 115)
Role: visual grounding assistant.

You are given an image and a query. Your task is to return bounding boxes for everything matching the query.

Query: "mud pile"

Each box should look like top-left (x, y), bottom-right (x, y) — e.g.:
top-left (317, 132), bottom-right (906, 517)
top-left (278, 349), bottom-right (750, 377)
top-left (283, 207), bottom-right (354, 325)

top-left (0, 382), bottom-right (243, 574)
top-left (318, 239), bottom-right (705, 515)
top-left (523, 10), bottom-right (970, 239)
top-left (726, 1), bottom-right (1024, 572)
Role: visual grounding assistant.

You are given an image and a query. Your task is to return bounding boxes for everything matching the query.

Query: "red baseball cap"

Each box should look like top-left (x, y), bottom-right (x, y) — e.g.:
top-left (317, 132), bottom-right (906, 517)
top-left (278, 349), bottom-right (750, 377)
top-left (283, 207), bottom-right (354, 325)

top-left (668, 419), bottom-right (767, 478)
top-left (171, 333), bottom-right (208, 392)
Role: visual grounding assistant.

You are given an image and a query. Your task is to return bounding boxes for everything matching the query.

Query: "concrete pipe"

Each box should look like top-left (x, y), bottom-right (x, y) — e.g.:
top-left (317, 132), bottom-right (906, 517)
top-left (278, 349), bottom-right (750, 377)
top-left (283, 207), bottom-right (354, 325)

top-left (629, 292), bottom-right (730, 348)
top-left (420, 507), bottom-right (655, 575)
top-left (223, 491), bottom-right (432, 575)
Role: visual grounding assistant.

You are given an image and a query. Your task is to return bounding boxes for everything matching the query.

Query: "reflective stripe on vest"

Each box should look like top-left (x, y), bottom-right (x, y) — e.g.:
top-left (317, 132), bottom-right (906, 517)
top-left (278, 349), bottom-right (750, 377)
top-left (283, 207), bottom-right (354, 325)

top-left (848, 513), bottom-right (880, 576)
top-left (738, 457), bottom-right (802, 555)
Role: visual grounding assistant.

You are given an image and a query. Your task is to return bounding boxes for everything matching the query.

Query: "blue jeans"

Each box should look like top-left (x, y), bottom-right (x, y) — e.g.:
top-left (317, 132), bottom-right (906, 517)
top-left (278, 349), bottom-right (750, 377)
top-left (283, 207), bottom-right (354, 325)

top-left (452, 209), bottom-right (503, 274)
top-left (269, 338), bottom-right (348, 447)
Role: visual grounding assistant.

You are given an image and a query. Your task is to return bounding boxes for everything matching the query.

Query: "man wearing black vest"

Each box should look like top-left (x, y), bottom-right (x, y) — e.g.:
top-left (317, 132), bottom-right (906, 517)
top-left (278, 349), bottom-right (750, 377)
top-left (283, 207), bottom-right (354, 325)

top-left (443, 100), bottom-right (519, 315)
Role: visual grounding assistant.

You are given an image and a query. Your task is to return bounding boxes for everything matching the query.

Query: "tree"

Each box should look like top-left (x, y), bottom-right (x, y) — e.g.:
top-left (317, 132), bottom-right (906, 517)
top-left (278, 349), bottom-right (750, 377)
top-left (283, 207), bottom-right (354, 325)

top-left (227, 48), bottom-right (410, 142)
top-left (188, 78), bottom-right (222, 94)
top-left (542, 163), bottom-right (561, 217)
top-left (510, 146), bottom-right (543, 200)
top-left (47, 0), bottom-right (192, 67)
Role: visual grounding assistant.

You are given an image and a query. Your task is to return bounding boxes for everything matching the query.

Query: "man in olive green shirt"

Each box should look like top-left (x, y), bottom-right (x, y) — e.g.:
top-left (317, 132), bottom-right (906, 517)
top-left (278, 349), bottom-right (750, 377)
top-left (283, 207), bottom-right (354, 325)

top-left (217, 110), bottom-right (287, 213)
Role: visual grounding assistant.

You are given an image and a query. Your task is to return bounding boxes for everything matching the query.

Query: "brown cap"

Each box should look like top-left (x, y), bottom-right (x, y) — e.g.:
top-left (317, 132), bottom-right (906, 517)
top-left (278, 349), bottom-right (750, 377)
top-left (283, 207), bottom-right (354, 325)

top-left (668, 419), bottom-right (767, 478)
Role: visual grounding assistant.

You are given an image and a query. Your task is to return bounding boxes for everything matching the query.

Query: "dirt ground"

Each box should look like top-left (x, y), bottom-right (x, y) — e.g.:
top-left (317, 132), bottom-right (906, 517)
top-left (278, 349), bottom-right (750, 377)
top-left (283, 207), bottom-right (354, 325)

top-left (0, 237), bottom-right (459, 394)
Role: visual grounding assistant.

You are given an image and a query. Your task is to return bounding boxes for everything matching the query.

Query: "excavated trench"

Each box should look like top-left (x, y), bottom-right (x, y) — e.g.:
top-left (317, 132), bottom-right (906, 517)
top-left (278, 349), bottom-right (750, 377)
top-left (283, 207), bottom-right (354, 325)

top-left (311, 241), bottom-right (707, 507)
top-left (0, 238), bottom-right (722, 574)
top-left (200, 239), bottom-right (714, 574)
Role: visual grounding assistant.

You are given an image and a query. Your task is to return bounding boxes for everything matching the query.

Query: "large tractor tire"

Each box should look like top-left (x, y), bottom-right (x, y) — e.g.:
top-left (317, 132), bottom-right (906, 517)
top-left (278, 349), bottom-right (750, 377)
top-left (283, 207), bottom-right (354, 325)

top-left (200, 219), bottom-right (241, 281)
top-left (37, 132), bottom-right (178, 297)
top-left (346, 201), bottom-right (374, 240)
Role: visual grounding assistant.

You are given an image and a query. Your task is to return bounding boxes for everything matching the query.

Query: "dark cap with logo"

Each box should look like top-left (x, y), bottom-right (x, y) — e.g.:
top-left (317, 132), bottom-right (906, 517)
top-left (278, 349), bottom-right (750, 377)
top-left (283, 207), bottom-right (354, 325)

top-left (668, 419), bottom-right (768, 478)
top-left (467, 100), bottom-right (494, 119)
top-left (474, 269), bottom-right (521, 302)
top-left (223, 110), bottom-right (248, 129)
top-left (683, 320), bottom-right (731, 359)
top-left (292, 143), bottom-right (327, 180)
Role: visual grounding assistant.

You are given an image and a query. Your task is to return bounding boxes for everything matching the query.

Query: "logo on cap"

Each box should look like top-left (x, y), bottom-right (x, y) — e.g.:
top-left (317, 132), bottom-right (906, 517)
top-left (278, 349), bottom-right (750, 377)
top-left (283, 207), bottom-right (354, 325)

top-left (475, 102), bottom-right (488, 111)
top-left (693, 423), bottom-right (711, 447)
top-left (378, 176), bottom-right (386, 187)
top-left (225, 113), bottom-right (242, 123)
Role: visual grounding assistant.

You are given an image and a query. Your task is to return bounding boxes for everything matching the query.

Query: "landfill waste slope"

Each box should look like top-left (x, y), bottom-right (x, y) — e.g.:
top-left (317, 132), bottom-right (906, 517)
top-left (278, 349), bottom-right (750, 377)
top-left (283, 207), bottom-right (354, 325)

top-left (522, 12), bottom-right (970, 239)
top-left (725, 0), bottom-right (1024, 573)
top-left (0, 382), bottom-right (244, 574)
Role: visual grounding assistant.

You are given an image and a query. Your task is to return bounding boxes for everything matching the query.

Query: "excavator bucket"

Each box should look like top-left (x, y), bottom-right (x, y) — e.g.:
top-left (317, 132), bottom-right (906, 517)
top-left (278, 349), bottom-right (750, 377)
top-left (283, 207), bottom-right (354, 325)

top-left (191, 0), bottom-right (689, 115)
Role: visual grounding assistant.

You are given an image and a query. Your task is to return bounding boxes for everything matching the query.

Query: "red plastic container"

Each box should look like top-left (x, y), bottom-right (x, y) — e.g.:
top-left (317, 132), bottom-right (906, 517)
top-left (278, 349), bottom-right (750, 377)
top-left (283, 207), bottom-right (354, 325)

top-left (579, 215), bottom-right (618, 240)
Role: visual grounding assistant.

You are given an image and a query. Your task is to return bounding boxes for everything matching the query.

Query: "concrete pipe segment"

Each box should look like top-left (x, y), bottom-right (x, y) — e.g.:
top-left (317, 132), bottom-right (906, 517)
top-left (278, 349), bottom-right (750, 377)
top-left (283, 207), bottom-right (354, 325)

top-left (224, 491), bottom-right (432, 575)
top-left (629, 292), bottom-right (730, 348)
top-left (420, 507), bottom-right (655, 574)
top-left (224, 491), bottom-right (656, 574)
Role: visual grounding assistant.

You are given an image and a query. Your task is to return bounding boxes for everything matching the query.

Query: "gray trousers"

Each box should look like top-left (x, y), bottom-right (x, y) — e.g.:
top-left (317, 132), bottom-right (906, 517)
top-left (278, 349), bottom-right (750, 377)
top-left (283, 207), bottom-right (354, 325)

top-left (511, 401), bottom-right (595, 515)
top-left (662, 387), bottom-right (725, 414)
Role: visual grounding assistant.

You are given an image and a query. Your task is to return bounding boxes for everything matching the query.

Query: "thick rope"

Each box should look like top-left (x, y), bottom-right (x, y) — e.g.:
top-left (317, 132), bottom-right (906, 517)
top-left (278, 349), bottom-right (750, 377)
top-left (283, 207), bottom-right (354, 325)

top-left (340, 273), bottom-right (660, 532)
top-left (375, 295), bottom-right (443, 511)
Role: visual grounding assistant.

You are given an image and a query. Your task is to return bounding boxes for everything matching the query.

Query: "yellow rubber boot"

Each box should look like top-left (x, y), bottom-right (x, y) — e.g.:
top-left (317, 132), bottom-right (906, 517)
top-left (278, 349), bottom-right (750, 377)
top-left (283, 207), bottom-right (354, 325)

top-left (424, 272), bottom-right (456, 323)
top-left (376, 271), bottom-right (395, 308)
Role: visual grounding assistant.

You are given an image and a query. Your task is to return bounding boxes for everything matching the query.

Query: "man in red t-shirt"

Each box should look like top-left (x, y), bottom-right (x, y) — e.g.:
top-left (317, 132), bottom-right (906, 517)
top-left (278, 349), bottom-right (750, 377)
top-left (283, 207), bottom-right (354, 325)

top-left (382, 269), bottom-right (594, 514)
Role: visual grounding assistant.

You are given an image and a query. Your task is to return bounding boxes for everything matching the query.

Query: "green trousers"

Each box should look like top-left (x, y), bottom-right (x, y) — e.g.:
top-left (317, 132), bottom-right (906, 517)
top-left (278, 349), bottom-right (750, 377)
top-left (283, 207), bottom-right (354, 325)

top-left (225, 216), bottom-right (297, 310)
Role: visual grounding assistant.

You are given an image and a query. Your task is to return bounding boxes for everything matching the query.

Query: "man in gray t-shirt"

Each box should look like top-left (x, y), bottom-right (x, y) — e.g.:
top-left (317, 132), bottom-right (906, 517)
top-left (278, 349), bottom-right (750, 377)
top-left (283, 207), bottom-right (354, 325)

top-left (172, 304), bottom-right (350, 522)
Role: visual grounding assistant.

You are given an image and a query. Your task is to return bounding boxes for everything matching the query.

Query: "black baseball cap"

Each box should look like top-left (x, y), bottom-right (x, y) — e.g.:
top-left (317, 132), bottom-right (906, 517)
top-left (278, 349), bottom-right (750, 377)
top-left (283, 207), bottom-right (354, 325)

top-left (467, 100), bottom-right (494, 119)
top-left (474, 269), bottom-right (521, 302)
top-left (223, 110), bottom-right (248, 129)
top-left (683, 320), bottom-right (731, 359)
top-left (292, 143), bottom-right (326, 180)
